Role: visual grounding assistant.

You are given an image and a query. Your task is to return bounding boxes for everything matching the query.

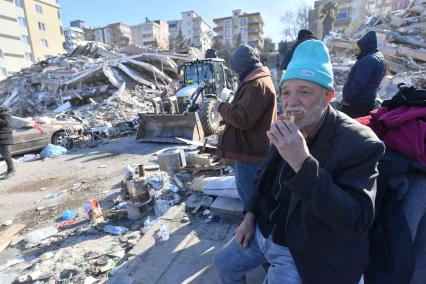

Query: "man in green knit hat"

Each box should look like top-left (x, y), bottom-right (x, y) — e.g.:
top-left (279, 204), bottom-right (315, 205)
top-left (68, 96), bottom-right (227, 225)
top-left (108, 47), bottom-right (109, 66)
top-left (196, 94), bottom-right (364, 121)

top-left (214, 39), bottom-right (385, 284)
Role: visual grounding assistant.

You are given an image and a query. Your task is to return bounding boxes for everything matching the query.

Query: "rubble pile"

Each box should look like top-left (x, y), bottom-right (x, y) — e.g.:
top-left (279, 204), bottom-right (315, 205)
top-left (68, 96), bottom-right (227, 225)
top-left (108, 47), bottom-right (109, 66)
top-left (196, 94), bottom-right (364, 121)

top-left (0, 42), bottom-right (194, 121)
top-left (326, 0), bottom-right (426, 97)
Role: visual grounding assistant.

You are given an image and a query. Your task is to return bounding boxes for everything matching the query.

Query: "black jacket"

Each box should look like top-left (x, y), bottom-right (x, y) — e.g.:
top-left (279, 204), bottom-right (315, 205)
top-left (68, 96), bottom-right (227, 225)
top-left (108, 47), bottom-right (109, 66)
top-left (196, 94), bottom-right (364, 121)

top-left (342, 31), bottom-right (386, 104)
top-left (247, 106), bottom-right (385, 284)
top-left (280, 33), bottom-right (316, 70)
top-left (0, 107), bottom-right (13, 145)
top-left (364, 149), bottom-right (426, 284)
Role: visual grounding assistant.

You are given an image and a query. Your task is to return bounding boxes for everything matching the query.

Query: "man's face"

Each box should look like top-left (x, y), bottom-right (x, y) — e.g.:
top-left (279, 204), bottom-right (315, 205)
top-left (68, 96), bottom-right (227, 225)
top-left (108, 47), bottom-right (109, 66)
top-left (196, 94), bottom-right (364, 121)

top-left (281, 79), bottom-right (329, 130)
top-left (354, 43), bottom-right (361, 56)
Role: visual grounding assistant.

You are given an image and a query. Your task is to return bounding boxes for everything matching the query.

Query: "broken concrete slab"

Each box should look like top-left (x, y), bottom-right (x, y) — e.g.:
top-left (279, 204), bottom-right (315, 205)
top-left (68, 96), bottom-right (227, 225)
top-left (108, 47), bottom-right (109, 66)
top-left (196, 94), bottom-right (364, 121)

top-left (210, 196), bottom-right (243, 221)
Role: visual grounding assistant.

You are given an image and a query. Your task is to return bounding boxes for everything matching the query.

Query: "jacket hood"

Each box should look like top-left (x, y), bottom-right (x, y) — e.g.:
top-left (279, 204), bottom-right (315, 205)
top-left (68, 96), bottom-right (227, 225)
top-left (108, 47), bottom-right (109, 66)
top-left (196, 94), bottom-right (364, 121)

top-left (357, 31), bottom-right (378, 59)
top-left (230, 44), bottom-right (262, 81)
top-left (243, 66), bottom-right (271, 83)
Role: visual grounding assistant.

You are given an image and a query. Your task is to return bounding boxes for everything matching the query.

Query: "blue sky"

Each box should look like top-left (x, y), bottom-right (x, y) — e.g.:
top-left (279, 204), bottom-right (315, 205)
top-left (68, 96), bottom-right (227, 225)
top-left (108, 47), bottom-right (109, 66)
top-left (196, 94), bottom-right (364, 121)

top-left (59, 0), bottom-right (315, 43)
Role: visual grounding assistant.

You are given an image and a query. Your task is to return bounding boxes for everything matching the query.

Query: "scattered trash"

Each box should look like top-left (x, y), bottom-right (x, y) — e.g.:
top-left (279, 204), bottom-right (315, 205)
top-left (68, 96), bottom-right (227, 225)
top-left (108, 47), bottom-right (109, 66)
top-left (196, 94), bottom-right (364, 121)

top-left (112, 202), bottom-right (128, 210)
top-left (142, 216), bottom-right (157, 234)
top-left (83, 276), bottom-right (98, 284)
top-left (203, 209), bottom-right (212, 216)
top-left (170, 185), bottom-right (180, 193)
top-left (40, 144), bottom-right (68, 159)
top-left (62, 210), bottom-right (78, 221)
top-left (45, 192), bottom-right (63, 199)
top-left (25, 226), bottom-right (58, 246)
top-left (40, 251), bottom-right (54, 261)
top-left (100, 259), bottom-right (117, 273)
top-left (15, 154), bottom-right (38, 163)
top-left (103, 225), bottom-right (128, 235)
top-left (123, 165), bottom-right (135, 180)
top-left (154, 200), bottom-right (170, 216)
top-left (83, 199), bottom-right (103, 221)
top-left (98, 165), bottom-right (107, 169)
top-left (58, 217), bottom-right (78, 229)
top-left (146, 175), bottom-right (163, 190)
top-left (126, 204), bottom-right (142, 220)
top-left (159, 224), bottom-right (169, 241)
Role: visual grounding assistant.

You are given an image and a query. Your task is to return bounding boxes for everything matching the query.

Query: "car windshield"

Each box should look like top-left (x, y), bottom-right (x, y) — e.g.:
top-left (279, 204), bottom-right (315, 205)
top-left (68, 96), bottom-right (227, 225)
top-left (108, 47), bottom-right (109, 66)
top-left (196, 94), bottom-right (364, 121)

top-left (184, 63), bottom-right (213, 84)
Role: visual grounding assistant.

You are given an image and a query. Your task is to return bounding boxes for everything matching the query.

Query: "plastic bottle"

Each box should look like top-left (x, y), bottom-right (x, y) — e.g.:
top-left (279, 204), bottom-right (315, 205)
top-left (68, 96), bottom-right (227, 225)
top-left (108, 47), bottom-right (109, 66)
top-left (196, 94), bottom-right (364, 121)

top-left (103, 225), bottom-right (128, 235)
top-left (159, 224), bottom-right (169, 241)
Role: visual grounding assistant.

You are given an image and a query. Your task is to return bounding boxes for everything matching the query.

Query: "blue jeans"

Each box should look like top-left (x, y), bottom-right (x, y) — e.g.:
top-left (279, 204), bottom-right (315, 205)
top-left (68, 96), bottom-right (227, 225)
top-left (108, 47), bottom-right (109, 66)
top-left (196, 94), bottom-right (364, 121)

top-left (234, 161), bottom-right (262, 209)
top-left (215, 226), bottom-right (302, 284)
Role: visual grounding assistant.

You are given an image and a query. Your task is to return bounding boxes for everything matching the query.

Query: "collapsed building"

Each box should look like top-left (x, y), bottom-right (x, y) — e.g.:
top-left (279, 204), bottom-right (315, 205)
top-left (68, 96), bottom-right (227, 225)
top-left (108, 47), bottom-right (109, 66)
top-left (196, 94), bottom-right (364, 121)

top-left (0, 42), bottom-right (197, 123)
top-left (326, 0), bottom-right (426, 100)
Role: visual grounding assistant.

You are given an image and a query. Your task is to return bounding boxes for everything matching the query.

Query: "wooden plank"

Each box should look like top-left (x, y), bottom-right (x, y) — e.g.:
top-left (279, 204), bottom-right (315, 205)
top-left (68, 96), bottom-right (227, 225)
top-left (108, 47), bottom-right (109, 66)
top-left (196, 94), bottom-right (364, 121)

top-left (0, 224), bottom-right (26, 252)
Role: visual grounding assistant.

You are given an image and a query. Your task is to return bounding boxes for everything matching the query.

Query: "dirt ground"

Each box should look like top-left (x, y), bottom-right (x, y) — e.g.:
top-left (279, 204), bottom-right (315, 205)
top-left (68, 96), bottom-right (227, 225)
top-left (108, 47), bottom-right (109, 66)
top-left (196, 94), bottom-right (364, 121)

top-left (0, 136), bottom-right (265, 283)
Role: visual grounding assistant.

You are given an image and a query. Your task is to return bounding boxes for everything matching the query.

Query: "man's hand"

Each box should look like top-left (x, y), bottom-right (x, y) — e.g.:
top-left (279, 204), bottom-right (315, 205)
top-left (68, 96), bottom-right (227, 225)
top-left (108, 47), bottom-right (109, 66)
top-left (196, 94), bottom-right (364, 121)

top-left (235, 211), bottom-right (255, 248)
top-left (267, 120), bottom-right (309, 173)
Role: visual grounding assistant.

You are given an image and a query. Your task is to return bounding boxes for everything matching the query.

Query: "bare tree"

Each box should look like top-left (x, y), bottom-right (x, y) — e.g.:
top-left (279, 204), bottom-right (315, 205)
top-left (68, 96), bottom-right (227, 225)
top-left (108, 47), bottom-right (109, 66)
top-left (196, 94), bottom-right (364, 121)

top-left (281, 5), bottom-right (310, 41)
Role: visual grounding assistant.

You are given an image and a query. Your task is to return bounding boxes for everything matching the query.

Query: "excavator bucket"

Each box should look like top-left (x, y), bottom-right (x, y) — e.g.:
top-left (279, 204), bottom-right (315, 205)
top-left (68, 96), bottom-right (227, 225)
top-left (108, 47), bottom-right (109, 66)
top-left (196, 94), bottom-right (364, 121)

top-left (137, 112), bottom-right (205, 143)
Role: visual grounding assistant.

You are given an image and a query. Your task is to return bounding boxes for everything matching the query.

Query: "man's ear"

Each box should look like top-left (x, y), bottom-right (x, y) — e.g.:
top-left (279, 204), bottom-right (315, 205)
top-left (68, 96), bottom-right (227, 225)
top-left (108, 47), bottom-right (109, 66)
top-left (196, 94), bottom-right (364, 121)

top-left (325, 89), bottom-right (335, 103)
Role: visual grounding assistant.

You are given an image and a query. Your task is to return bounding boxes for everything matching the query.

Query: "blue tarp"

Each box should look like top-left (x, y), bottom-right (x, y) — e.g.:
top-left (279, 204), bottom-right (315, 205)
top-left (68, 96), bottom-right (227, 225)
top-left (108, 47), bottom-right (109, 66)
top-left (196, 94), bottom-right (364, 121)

top-left (40, 144), bottom-right (68, 159)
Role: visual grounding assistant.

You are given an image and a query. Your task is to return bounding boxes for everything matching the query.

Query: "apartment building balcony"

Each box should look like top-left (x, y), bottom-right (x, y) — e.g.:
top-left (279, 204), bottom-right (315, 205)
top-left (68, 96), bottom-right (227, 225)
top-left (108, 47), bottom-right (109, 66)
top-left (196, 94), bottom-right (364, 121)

top-left (334, 17), bottom-right (352, 26)
top-left (213, 26), bottom-right (224, 32)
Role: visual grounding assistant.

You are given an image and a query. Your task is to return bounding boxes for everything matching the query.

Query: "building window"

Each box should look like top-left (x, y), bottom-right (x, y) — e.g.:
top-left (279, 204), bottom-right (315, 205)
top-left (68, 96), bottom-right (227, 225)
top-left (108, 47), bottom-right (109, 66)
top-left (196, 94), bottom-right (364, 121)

top-left (224, 21), bottom-right (231, 28)
top-left (240, 28), bottom-right (247, 35)
top-left (0, 49), bottom-right (3, 58)
top-left (240, 18), bottom-right (247, 26)
top-left (17, 17), bottom-right (27, 27)
top-left (57, 11), bottom-right (60, 19)
top-left (60, 26), bottom-right (63, 35)
top-left (0, 68), bottom-right (7, 77)
top-left (25, 52), bottom-right (33, 61)
top-left (38, 22), bottom-right (46, 31)
top-left (14, 0), bottom-right (23, 8)
top-left (41, 39), bottom-right (49, 48)
top-left (169, 23), bottom-right (176, 28)
top-left (35, 4), bottom-right (43, 14)
top-left (22, 35), bottom-right (30, 45)
top-left (225, 30), bottom-right (230, 38)
top-left (336, 8), bottom-right (349, 20)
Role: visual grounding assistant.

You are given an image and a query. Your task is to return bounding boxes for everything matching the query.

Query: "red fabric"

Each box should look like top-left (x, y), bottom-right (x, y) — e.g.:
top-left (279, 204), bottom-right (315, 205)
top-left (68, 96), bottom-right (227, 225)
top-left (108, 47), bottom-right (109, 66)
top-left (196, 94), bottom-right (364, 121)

top-left (357, 106), bottom-right (426, 166)
top-left (33, 122), bottom-right (46, 134)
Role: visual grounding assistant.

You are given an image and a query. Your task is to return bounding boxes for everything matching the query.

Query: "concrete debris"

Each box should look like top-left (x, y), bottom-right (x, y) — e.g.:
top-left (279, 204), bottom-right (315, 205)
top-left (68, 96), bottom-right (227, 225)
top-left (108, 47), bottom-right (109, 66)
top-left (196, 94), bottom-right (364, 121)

top-left (326, 1), bottom-right (426, 97)
top-left (0, 42), bottom-right (196, 123)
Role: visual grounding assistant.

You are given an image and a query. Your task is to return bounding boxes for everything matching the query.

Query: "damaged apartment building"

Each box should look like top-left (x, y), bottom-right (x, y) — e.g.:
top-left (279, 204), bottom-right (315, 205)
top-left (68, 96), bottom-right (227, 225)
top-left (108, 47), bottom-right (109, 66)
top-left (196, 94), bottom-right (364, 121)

top-left (0, 0), bottom-right (65, 80)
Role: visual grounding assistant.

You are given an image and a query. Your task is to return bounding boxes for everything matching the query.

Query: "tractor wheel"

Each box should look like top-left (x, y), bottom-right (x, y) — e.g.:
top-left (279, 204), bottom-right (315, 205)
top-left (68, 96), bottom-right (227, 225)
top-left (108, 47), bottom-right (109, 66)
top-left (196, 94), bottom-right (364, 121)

top-left (199, 98), bottom-right (221, 136)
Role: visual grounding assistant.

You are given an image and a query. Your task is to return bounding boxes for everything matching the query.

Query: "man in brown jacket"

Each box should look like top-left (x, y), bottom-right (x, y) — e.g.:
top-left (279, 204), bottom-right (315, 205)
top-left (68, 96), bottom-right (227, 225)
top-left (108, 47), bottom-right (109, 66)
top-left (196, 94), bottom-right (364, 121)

top-left (216, 44), bottom-right (277, 208)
